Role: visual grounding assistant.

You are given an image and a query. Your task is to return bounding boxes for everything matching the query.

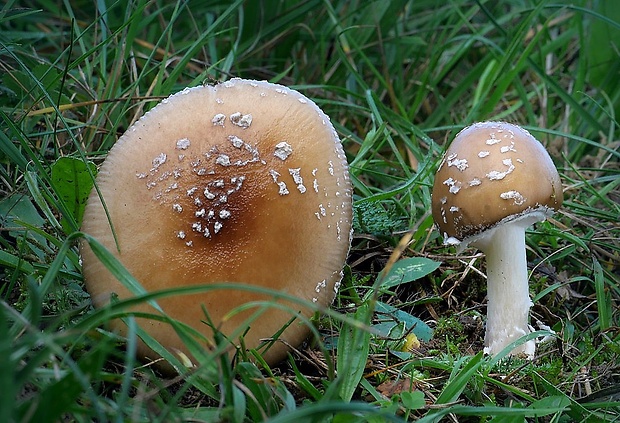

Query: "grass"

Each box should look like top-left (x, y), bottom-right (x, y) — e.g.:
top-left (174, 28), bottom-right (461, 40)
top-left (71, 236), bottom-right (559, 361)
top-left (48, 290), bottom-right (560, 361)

top-left (1, 0), bottom-right (619, 421)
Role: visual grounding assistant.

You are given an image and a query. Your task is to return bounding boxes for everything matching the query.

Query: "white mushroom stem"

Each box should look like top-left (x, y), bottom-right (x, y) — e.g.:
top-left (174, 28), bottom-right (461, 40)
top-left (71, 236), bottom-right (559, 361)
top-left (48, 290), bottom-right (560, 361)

top-left (469, 212), bottom-right (548, 358)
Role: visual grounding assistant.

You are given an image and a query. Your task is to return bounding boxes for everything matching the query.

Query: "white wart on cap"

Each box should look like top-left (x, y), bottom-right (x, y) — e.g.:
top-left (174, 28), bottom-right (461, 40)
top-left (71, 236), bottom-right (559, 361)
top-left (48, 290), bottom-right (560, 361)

top-left (431, 121), bottom-right (563, 358)
top-left (81, 78), bottom-right (353, 369)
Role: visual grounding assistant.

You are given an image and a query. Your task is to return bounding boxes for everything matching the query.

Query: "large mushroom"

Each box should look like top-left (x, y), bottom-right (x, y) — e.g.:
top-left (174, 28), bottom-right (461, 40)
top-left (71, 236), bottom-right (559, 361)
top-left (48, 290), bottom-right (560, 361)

top-left (431, 121), bottom-right (562, 358)
top-left (81, 78), bottom-right (352, 370)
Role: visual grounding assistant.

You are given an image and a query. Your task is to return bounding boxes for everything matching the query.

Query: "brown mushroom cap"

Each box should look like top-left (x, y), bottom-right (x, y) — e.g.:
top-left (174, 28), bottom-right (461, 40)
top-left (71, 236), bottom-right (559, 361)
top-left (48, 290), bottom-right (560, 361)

top-left (431, 121), bottom-right (562, 243)
top-left (80, 78), bottom-right (352, 369)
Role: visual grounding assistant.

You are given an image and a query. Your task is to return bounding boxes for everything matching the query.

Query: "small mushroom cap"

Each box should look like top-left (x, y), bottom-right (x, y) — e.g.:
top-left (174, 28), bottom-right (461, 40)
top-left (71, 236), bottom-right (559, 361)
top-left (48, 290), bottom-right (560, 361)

top-left (81, 78), bottom-right (352, 369)
top-left (431, 121), bottom-right (562, 244)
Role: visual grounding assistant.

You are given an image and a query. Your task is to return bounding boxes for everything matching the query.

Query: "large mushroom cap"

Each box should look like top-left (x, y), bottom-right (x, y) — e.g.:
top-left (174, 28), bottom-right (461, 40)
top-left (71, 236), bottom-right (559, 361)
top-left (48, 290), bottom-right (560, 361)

top-left (81, 78), bottom-right (352, 369)
top-left (431, 121), bottom-right (563, 244)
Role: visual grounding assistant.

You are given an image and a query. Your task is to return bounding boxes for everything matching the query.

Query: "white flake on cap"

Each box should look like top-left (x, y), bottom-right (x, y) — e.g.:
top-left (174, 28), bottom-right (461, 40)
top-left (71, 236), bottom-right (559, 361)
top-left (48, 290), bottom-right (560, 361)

top-left (212, 113), bottom-right (226, 126)
top-left (232, 175), bottom-right (245, 190)
top-left (486, 136), bottom-right (501, 145)
top-left (312, 168), bottom-right (319, 192)
top-left (500, 141), bottom-right (517, 153)
top-left (274, 142), bottom-right (293, 160)
top-left (443, 177), bottom-right (461, 194)
top-left (230, 112), bottom-right (252, 128)
top-left (151, 153), bottom-right (167, 170)
top-left (204, 187), bottom-right (216, 200)
top-left (486, 158), bottom-right (515, 181)
top-left (289, 168), bottom-right (306, 193)
top-left (447, 156), bottom-right (469, 171)
top-left (500, 190), bottom-right (526, 205)
top-left (228, 135), bottom-right (244, 148)
top-left (269, 170), bottom-right (289, 195)
top-left (215, 154), bottom-right (231, 166)
top-left (176, 138), bottom-right (191, 150)
top-left (315, 279), bottom-right (327, 293)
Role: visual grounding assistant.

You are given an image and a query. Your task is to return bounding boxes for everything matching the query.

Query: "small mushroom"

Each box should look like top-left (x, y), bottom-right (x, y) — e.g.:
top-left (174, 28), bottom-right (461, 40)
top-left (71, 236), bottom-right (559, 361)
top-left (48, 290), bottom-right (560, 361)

top-left (431, 121), bottom-right (562, 358)
top-left (81, 78), bottom-right (353, 369)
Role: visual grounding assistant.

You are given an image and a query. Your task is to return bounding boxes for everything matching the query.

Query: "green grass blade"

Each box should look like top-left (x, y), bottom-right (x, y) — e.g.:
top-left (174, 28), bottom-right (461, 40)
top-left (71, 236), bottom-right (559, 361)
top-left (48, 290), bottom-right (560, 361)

top-left (337, 303), bottom-right (372, 402)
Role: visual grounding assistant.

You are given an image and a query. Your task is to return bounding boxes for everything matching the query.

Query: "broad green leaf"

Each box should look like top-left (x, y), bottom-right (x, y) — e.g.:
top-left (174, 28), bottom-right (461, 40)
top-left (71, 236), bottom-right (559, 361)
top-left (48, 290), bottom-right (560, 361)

top-left (400, 390), bottom-right (425, 410)
top-left (374, 301), bottom-right (433, 342)
top-left (0, 194), bottom-right (45, 230)
top-left (50, 156), bottom-right (97, 232)
top-left (0, 194), bottom-right (48, 258)
top-left (379, 257), bottom-right (441, 289)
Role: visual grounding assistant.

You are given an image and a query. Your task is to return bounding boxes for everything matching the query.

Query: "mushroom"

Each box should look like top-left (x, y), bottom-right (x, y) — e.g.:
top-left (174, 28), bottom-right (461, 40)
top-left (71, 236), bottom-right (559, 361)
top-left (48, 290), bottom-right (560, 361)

top-left (431, 121), bottom-right (562, 358)
top-left (80, 78), bottom-right (353, 370)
